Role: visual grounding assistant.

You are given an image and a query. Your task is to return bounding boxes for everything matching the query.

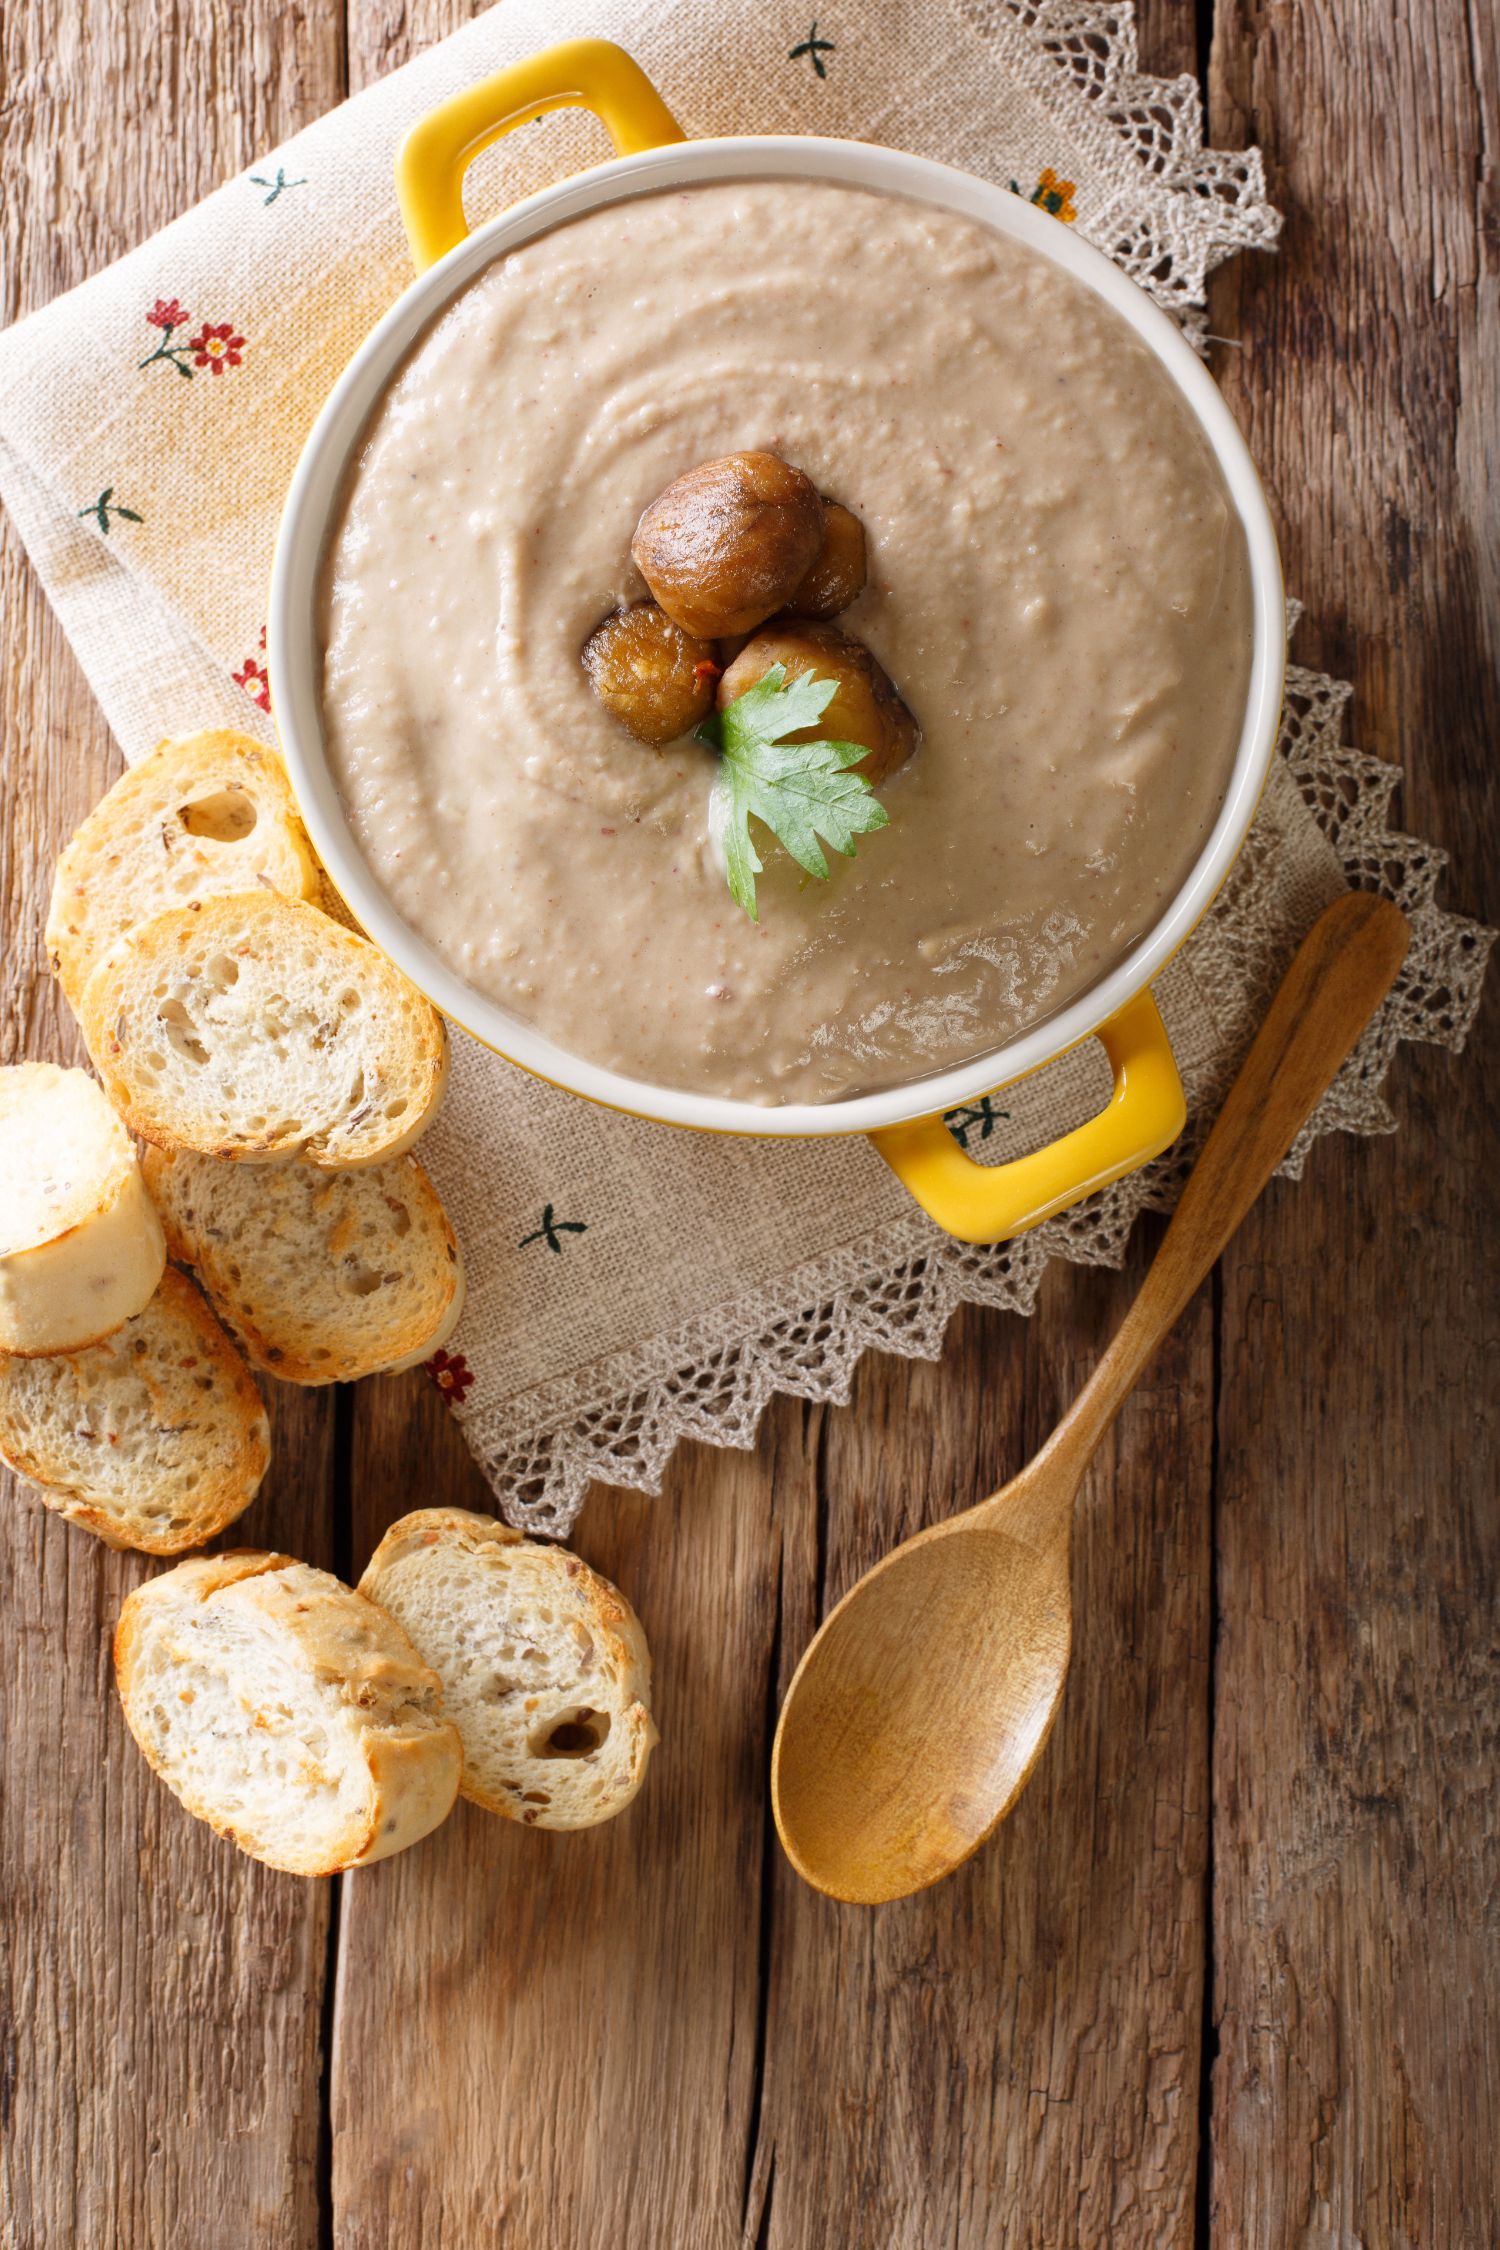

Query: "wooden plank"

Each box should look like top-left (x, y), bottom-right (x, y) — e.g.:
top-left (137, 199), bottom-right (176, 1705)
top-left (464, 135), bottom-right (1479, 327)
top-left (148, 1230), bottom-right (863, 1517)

top-left (1206, 0), bottom-right (1500, 2240)
top-left (333, 1377), bottom-right (785, 2249)
top-left (324, 5), bottom-right (757, 2237)
top-left (0, 3), bottom-right (346, 2243)
top-left (753, 1279), bottom-right (1214, 2250)
top-left (747, 7), bottom-right (1219, 2235)
top-left (327, 5), bottom-right (1220, 2244)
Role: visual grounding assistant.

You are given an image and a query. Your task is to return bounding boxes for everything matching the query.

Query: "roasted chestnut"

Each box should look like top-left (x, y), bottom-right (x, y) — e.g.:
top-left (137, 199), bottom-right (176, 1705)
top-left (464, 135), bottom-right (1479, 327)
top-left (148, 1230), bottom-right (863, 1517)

top-left (582, 603), bottom-right (720, 746)
top-left (787, 500), bottom-right (867, 620)
top-left (630, 453), bottom-right (824, 639)
top-left (716, 620), bottom-right (918, 785)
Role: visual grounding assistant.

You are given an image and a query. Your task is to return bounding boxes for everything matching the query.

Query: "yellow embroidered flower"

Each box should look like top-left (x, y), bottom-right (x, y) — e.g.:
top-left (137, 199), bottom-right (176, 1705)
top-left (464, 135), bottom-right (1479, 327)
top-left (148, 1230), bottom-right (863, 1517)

top-left (1034, 168), bottom-right (1078, 223)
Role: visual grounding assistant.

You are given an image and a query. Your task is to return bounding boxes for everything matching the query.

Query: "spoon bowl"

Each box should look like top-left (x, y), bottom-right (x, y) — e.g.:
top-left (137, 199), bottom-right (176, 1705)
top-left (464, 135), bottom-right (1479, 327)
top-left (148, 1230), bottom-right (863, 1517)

top-left (772, 893), bottom-right (1411, 1904)
top-left (773, 1503), bottom-right (1072, 1902)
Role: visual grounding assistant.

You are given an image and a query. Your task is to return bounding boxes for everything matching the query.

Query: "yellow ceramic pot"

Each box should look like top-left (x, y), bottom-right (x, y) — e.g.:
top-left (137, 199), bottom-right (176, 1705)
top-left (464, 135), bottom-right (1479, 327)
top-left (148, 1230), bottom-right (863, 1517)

top-left (269, 39), bottom-right (1285, 1244)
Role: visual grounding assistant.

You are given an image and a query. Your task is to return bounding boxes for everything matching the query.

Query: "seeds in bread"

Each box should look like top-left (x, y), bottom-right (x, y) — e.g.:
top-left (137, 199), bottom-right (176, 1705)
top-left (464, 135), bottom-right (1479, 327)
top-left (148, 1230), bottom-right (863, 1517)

top-left (141, 1144), bottom-right (464, 1383)
top-left (46, 731), bottom-right (320, 1011)
top-left (0, 1266), bottom-right (269, 1552)
top-left (358, 1508), bottom-right (657, 1830)
top-left (114, 1552), bottom-right (463, 1872)
top-left (79, 891), bottom-right (448, 1167)
top-left (0, 1062), bottom-right (166, 1354)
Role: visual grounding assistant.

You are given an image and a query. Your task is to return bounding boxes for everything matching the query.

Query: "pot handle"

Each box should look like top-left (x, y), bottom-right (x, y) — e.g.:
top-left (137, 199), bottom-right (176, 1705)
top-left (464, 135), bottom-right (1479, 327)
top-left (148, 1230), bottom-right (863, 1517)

top-left (396, 39), bottom-right (686, 272)
top-left (869, 991), bottom-right (1185, 1246)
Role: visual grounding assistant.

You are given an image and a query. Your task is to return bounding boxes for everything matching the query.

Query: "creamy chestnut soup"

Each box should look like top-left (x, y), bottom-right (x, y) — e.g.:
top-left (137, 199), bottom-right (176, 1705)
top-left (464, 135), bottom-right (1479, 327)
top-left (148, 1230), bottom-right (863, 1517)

top-left (319, 180), bottom-right (1252, 1105)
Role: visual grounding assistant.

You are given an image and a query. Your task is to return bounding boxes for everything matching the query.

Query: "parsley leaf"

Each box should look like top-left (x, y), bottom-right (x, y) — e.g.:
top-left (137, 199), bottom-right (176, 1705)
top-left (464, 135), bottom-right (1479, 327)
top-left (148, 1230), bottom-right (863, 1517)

top-left (695, 665), bottom-right (891, 922)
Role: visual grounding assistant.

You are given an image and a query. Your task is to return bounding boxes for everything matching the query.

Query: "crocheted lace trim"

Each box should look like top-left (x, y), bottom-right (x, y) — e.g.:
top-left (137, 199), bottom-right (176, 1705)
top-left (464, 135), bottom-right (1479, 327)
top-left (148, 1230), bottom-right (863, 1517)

top-left (976, 0), bottom-right (1282, 334)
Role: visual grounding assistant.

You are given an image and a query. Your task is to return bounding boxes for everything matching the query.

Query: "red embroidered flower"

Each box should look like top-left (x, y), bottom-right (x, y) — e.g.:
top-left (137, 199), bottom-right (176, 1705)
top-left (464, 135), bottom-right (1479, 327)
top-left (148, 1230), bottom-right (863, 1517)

top-left (231, 625), bottom-right (270, 710)
top-left (147, 297), bottom-right (188, 329)
top-left (233, 658), bottom-right (271, 710)
top-left (426, 1349), bottom-right (474, 1406)
top-left (188, 322), bottom-right (245, 374)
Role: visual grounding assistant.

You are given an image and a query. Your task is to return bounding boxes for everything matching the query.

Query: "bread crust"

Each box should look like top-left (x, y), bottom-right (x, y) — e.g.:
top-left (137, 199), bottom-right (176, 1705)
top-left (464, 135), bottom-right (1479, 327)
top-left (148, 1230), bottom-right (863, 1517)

top-left (114, 1551), bottom-right (463, 1872)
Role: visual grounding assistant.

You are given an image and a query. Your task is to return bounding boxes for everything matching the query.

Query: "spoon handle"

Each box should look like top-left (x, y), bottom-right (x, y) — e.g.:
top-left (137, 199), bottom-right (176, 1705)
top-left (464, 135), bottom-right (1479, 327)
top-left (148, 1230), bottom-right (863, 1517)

top-left (1044, 891), bottom-right (1409, 1476)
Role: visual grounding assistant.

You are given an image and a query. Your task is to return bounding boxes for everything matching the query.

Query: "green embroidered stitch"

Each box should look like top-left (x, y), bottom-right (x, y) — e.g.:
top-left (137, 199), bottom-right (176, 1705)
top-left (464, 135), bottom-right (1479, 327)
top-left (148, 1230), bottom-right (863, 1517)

top-left (789, 20), bottom-right (836, 77)
top-left (519, 1205), bottom-right (589, 1255)
top-left (78, 488), bottom-right (143, 536)
top-left (250, 168), bottom-right (307, 206)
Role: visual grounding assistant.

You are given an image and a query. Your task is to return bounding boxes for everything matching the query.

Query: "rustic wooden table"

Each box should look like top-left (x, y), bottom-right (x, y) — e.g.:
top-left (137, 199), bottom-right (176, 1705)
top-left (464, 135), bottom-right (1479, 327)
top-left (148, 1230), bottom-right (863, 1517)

top-left (2, 2), bottom-right (1496, 2244)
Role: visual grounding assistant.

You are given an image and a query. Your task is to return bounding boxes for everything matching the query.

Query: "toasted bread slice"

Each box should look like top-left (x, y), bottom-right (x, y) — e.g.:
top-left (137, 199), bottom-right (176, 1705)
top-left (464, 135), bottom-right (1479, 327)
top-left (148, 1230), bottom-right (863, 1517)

top-left (0, 1062), bottom-right (166, 1354)
top-left (114, 1551), bottom-right (463, 1873)
top-left (358, 1508), bottom-right (657, 1830)
top-left (141, 1145), bottom-right (464, 1383)
top-left (79, 891), bottom-right (448, 1167)
top-left (0, 1266), bottom-right (269, 1552)
top-left (46, 731), bottom-right (320, 1012)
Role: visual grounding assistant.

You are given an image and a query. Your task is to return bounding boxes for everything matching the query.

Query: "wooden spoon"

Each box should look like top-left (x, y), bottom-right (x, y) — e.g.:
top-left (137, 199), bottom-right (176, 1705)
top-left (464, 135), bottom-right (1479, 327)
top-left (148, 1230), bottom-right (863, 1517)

top-left (771, 891), bottom-right (1410, 1905)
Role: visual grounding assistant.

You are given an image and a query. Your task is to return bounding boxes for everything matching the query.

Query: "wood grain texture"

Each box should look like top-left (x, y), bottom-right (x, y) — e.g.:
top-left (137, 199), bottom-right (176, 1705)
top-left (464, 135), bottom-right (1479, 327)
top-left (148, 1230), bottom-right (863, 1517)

top-left (334, 1385), bottom-right (781, 2249)
top-left (1206, 1), bottom-right (1500, 2242)
top-left (0, 3), bottom-right (346, 2245)
top-left (751, 1283), bottom-right (1214, 2250)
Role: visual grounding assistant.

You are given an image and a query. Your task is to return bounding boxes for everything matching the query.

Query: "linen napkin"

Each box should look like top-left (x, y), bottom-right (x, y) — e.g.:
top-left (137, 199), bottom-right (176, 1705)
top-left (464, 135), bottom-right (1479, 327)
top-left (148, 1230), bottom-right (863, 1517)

top-left (0, 0), bottom-right (1490, 1532)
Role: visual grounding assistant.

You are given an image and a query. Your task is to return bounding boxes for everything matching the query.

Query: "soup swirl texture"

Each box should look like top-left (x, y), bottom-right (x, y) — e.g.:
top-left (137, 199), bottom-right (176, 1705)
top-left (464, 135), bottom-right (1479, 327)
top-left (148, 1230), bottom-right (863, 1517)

top-left (319, 180), bottom-right (1252, 1105)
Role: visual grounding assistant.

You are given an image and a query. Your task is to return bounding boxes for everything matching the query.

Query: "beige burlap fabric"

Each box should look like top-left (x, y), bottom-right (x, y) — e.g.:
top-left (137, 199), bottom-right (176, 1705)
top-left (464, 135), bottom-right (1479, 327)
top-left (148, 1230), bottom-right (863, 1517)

top-left (0, 0), bottom-right (1489, 1530)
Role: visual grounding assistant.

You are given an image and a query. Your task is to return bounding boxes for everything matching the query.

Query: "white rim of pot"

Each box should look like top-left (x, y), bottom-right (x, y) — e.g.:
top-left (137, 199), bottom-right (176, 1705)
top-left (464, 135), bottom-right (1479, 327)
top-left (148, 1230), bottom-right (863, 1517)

top-left (269, 134), bottom-right (1285, 1139)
